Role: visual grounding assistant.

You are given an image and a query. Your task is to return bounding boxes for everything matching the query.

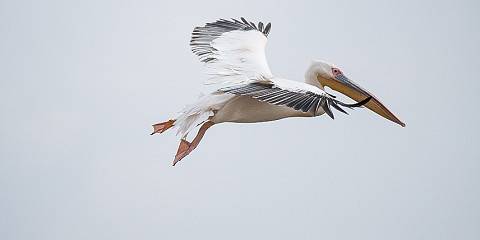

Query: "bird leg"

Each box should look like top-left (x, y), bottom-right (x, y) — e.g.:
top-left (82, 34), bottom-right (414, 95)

top-left (151, 119), bottom-right (175, 135)
top-left (173, 121), bottom-right (215, 166)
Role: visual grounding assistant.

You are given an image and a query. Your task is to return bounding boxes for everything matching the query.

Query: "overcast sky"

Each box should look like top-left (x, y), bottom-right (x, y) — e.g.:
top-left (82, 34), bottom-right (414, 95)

top-left (1, 0), bottom-right (479, 239)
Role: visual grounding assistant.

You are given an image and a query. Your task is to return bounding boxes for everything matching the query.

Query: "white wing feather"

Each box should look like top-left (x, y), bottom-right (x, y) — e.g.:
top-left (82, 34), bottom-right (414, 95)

top-left (190, 18), bottom-right (273, 86)
top-left (271, 78), bottom-right (328, 95)
top-left (205, 30), bottom-right (272, 84)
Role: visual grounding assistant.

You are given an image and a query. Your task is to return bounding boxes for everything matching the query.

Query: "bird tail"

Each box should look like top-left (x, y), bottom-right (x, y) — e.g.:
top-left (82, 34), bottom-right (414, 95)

top-left (152, 93), bottom-right (231, 139)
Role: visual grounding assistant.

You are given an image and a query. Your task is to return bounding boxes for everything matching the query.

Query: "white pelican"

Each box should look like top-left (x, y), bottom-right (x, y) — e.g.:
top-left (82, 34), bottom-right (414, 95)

top-left (152, 17), bottom-right (405, 166)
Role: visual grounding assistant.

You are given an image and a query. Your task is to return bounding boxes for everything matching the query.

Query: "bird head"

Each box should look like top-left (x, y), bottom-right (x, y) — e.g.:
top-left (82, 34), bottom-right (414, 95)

top-left (306, 60), bottom-right (405, 127)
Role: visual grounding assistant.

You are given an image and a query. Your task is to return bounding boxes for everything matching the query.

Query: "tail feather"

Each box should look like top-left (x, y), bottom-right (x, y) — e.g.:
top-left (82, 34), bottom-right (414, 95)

top-left (175, 110), bottom-right (212, 138)
top-left (151, 93), bottom-right (232, 139)
top-left (174, 93), bottom-right (232, 138)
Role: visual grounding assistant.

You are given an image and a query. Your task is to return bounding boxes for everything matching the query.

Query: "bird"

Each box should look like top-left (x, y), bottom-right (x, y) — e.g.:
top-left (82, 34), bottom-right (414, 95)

top-left (151, 17), bottom-right (405, 166)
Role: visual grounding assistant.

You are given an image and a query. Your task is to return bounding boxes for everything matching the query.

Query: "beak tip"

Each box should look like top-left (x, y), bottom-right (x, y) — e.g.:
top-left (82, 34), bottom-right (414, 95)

top-left (398, 121), bottom-right (406, 127)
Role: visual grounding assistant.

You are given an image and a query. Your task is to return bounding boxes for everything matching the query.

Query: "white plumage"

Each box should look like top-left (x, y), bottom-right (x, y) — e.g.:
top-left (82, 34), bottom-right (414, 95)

top-left (205, 30), bottom-right (272, 85)
top-left (152, 17), bottom-right (404, 166)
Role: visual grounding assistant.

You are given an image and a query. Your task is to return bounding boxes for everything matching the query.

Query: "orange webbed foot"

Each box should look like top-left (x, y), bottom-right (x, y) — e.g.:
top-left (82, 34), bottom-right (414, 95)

top-left (171, 121), bottom-right (214, 166)
top-left (173, 139), bottom-right (191, 166)
top-left (151, 119), bottom-right (175, 135)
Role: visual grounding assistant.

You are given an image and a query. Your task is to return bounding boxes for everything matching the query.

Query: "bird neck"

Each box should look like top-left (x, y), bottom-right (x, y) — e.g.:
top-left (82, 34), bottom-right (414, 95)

top-left (304, 69), bottom-right (324, 90)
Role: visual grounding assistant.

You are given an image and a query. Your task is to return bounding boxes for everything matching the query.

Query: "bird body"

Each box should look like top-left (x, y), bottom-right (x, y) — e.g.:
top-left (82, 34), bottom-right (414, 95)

top-left (213, 94), bottom-right (316, 123)
top-left (152, 17), bottom-right (404, 165)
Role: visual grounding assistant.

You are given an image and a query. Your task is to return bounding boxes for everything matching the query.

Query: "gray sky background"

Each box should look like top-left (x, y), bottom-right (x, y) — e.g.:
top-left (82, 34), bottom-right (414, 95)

top-left (1, 0), bottom-right (479, 239)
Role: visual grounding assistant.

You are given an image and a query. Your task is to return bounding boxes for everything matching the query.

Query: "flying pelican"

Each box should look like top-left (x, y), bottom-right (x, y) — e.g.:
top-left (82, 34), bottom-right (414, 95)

top-left (151, 17), bottom-right (405, 166)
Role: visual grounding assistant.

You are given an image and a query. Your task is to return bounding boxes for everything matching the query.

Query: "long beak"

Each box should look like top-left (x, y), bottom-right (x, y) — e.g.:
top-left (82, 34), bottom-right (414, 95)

top-left (318, 74), bottom-right (405, 127)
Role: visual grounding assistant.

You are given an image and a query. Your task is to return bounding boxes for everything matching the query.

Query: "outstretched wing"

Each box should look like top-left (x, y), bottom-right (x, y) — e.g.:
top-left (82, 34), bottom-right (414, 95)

top-left (190, 18), bottom-right (273, 85)
top-left (219, 80), bottom-right (371, 119)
